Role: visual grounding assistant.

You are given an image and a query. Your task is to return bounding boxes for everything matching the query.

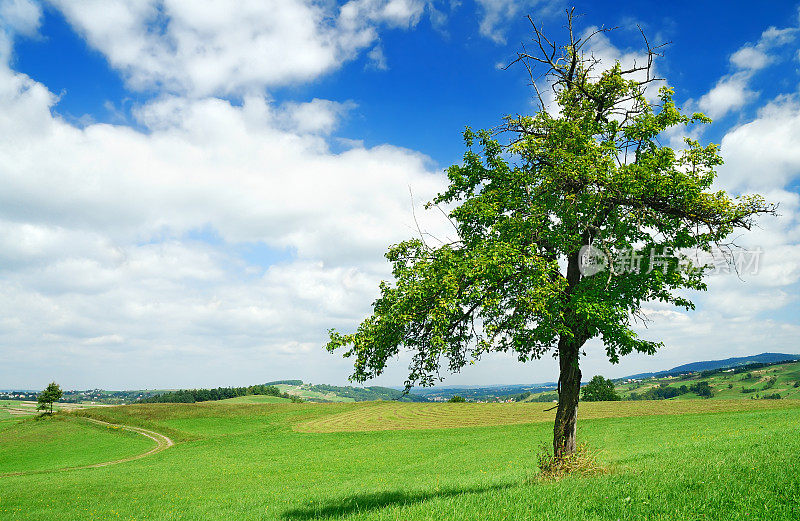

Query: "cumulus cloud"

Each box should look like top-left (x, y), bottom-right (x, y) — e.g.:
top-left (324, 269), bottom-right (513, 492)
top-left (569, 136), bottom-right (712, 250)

top-left (579, 310), bottom-right (800, 381)
top-left (474, 0), bottom-right (561, 44)
top-left (696, 72), bottom-right (752, 120)
top-left (276, 98), bottom-right (358, 135)
top-left (730, 26), bottom-right (797, 71)
top-left (48, 0), bottom-right (429, 97)
top-left (695, 22), bottom-right (798, 119)
top-left (0, 41), bottom-right (451, 387)
top-left (0, 0), bottom-right (41, 36)
top-left (0, 0), bottom-right (40, 61)
top-left (2, 3), bottom-right (799, 390)
top-left (718, 97), bottom-right (800, 191)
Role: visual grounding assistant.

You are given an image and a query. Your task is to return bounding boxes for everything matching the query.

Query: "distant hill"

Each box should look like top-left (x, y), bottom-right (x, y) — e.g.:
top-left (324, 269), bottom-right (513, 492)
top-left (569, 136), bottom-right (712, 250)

top-left (615, 359), bottom-right (800, 401)
top-left (396, 353), bottom-right (800, 402)
top-left (274, 382), bottom-right (428, 403)
top-left (621, 353), bottom-right (800, 380)
top-left (411, 384), bottom-right (558, 402)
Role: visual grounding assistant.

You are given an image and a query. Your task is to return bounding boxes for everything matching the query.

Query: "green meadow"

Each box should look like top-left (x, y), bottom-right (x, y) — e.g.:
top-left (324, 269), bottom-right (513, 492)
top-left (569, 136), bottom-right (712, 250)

top-left (217, 395), bottom-right (292, 405)
top-left (0, 415), bottom-right (153, 475)
top-left (616, 361), bottom-right (800, 400)
top-left (1, 400), bottom-right (799, 520)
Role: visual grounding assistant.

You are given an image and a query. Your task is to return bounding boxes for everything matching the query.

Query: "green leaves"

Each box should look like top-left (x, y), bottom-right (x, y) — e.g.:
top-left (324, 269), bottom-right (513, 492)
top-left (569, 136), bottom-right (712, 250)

top-left (581, 375), bottom-right (621, 401)
top-left (37, 382), bottom-right (62, 414)
top-left (327, 38), bottom-right (774, 390)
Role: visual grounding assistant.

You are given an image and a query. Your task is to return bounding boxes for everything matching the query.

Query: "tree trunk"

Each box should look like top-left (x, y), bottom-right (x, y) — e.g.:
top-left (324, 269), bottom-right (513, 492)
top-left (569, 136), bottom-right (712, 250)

top-left (553, 248), bottom-right (585, 457)
top-left (554, 336), bottom-right (582, 457)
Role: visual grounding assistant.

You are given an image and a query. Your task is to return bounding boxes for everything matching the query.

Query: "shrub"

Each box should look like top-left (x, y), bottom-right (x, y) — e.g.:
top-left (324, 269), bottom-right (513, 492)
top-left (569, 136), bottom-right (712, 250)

top-left (447, 395), bottom-right (466, 403)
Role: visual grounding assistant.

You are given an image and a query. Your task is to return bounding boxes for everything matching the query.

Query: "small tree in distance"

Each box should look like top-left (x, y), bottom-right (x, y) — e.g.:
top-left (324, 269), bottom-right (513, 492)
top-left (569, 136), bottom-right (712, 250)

top-left (37, 382), bottom-right (63, 415)
top-left (581, 376), bottom-right (620, 402)
top-left (327, 10), bottom-right (774, 460)
top-left (690, 381), bottom-right (713, 398)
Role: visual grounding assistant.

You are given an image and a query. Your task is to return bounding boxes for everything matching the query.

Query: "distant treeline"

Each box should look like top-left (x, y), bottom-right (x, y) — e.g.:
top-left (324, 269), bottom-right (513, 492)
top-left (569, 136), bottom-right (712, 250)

top-left (513, 391), bottom-right (558, 402)
top-left (264, 380), bottom-right (303, 386)
top-left (629, 381), bottom-right (714, 400)
top-left (140, 384), bottom-right (303, 404)
top-left (309, 384), bottom-right (428, 402)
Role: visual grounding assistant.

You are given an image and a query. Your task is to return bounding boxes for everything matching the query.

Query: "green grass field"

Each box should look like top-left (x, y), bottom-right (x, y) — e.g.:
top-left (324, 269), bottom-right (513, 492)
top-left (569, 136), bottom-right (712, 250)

top-left (218, 395), bottom-right (292, 404)
top-left (1, 400), bottom-right (799, 520)
top-left (0, 415), bottom-right (155, 475)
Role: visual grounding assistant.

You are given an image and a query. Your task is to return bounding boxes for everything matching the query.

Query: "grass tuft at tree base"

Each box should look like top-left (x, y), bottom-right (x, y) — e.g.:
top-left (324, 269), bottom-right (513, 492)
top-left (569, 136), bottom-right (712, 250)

top-left (533, 443), bottom-right (607, 481)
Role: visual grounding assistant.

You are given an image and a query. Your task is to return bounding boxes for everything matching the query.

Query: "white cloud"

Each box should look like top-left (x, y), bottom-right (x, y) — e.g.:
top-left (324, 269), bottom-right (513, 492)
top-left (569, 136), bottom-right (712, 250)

top-left (728, 25), bottom-right (796, 72)
top-left (0, 0), bottom-right (41, 36)
top-left (2, 3), bottom-right (800, 391)
top-left (47, 0), bottom-right (429, 97)
top-left (277, 98), bottom-right (357, 135)
top-left (0, 0), bottom-right (40, 62)
top-left (696, 72), bottom-right (752, 120)
top-left (345, 0), bottom-right (427, 28)
top-left (580, 312), bottom-right (800, 382)
top-left (718, 97), bottom-right (800, 191)
top-left (694, 22), bottom-right (798, 119)
top-left (730, 46), bottom-right (771, 71)
top-left (367, 44), bottom-right (388, 70)
top-left (0, 49), bottom-right (453, 388)
top-left (475, 0), bottom-right (560, 44)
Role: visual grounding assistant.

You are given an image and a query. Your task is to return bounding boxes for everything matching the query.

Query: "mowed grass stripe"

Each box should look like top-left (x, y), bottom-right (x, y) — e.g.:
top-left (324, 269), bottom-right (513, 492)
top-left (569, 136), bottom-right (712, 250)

top-left (295, 399), bottom-right (800, 433)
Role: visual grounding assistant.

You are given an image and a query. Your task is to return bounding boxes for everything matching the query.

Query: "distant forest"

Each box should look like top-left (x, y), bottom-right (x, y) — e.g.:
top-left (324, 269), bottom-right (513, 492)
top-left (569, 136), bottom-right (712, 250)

top-left (140, 384), bottom-right (302, 403)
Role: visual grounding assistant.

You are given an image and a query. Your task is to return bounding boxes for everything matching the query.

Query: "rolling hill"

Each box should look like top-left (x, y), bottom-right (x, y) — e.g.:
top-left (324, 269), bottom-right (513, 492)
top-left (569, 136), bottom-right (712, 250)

top-left (271, 382), bottom-right (428, 402)
top-left (616, 360), bottom-right (800, 401)
top-left (620, 352), bottom-right (800, 380)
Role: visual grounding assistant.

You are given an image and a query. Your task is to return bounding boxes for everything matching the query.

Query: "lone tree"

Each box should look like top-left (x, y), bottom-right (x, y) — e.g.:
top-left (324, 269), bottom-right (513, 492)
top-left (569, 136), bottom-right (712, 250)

top-left (327, 11), bottom-right (774, 458)
top-left (37, 382), bottom-right (62, 415)
top-left (581, 375), bottom-right (620, 402)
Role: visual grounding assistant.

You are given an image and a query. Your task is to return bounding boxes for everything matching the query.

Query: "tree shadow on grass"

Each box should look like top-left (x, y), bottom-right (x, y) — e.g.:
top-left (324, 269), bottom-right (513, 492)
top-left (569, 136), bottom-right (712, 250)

top-left (281, 483), bottom-right (513, 520)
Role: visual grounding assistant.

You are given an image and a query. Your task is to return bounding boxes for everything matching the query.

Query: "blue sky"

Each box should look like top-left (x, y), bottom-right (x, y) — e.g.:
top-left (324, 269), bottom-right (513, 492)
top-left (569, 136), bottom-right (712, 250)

top-left (1, 0), bottom-right (800, 390)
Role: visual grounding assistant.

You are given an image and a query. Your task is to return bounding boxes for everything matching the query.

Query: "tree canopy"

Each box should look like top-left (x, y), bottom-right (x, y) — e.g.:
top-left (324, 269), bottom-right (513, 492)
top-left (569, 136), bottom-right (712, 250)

top-left (581, 375), bottom-right (620, 402)
top-left (37, 382), bottom-right (62, 414)
top-left (327, 11), bottom-right (774, 457)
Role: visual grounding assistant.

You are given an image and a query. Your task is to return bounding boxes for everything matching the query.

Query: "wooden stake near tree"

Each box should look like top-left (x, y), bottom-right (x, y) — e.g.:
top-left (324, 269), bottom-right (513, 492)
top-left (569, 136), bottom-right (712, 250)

top-left (37, 382), bottom-right (62, 415)
top-left (326, 9), bottom-right (775, 460)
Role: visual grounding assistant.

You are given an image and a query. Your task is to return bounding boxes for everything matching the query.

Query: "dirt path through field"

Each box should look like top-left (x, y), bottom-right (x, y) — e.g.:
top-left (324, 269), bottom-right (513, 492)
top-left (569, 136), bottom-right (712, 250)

top-left (0, 417), bottom-right (174, 478)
